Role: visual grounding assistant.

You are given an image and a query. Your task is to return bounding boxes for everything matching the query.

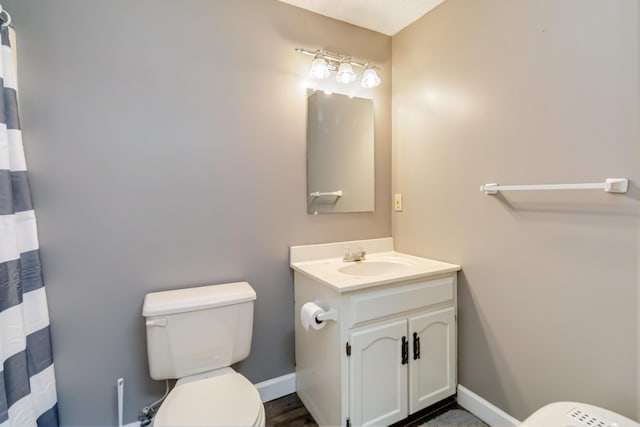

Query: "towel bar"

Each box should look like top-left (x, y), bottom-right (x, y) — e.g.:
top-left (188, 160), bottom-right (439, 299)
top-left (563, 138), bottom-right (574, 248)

top-left (480, 178), bottom-right (628, 195)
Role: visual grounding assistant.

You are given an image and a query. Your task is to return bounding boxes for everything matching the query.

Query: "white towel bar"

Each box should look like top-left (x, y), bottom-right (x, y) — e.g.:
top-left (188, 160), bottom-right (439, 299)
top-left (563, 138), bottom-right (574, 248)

top-left (310, 190), bottom-right (343, 198)
top-left (480, 178), bottom-right (628, 195)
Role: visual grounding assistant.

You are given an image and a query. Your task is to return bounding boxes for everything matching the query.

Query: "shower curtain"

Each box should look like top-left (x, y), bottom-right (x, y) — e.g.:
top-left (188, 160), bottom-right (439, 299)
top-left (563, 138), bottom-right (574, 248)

top-left (0, 23), bottom-right (59, 427)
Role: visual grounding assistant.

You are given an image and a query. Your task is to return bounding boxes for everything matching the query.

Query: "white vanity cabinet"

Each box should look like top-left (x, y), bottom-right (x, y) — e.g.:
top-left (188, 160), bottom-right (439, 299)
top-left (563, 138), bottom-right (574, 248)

top-left (349, 305), bottom-right (456, 426)
top-left (293, 270), bottom-right (458, 427)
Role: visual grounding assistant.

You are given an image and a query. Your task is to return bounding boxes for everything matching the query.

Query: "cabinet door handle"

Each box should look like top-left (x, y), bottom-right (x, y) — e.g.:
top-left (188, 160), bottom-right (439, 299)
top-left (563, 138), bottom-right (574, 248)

top-left (401, 336), bottom-right (408, 365)
top-left (413, 332), bottom-right (421, 360)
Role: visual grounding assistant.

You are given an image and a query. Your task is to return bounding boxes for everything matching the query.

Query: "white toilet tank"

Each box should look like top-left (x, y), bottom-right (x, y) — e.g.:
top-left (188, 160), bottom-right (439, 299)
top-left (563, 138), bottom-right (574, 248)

top-left (142, 282), bottom-right (256, 380)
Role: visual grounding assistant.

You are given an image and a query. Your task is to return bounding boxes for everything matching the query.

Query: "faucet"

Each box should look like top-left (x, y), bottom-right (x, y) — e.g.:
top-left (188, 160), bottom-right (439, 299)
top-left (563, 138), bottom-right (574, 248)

top-left (343, 247), bottom-right (366, 262)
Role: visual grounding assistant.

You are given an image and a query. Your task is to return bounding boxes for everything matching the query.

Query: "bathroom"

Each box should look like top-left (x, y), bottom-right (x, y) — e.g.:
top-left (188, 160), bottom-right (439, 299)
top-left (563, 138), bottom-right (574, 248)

top-left (0, 0), bottom-right (637, 425)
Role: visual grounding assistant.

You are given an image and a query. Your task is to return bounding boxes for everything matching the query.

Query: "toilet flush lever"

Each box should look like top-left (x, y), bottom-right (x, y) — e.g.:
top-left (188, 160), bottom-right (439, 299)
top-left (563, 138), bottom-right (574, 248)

top-left (146, 318), bottom-right (167, 327)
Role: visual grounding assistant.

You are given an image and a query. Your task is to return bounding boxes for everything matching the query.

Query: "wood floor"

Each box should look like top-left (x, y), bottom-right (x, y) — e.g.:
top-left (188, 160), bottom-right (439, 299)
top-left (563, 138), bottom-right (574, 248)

top-left (264, 393), bottom-right (317, 427)
top-left (264, 393), bottom-right (460, 427)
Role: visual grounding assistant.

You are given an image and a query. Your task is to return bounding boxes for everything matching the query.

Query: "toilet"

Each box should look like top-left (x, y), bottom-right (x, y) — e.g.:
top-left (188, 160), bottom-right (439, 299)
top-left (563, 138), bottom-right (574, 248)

top-left (142, 282), bottom-right (265, 427)
top-left (521, 402), bottom-right (639, 427)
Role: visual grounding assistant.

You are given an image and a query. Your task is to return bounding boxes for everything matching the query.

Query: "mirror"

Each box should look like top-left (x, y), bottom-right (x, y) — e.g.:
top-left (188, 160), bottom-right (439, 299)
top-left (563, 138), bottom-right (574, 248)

top-left (306, 91), bottom-right (375, 214)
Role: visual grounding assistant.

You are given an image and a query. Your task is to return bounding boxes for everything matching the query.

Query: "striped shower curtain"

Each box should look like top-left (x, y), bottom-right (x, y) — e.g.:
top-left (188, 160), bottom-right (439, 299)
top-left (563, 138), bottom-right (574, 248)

top-left (0, 23), bottom-right (59, 427)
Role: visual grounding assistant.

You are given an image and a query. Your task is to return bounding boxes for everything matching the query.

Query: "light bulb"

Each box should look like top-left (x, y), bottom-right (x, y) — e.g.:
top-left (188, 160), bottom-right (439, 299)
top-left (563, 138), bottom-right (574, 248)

top-left (361, 68), bottom-right (381, 88)
top-left (309, 57), bottom-right (330, 80)
top-left (336, 62), bottom-right (356, 84)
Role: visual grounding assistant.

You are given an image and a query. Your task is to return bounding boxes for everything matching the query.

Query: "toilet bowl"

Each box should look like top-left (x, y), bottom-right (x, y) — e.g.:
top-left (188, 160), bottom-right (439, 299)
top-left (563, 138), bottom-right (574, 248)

top-left (521, 402), bottom-right (639, 427)
top-left (143, 282), bottom-right (265, 427)
top-left (153, 368), bottom-right (264, 427)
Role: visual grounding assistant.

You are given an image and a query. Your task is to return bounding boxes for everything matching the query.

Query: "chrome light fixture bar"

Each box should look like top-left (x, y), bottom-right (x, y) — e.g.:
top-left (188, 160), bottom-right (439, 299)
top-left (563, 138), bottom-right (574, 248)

top-left (296, 47), bottom-right (381, 88)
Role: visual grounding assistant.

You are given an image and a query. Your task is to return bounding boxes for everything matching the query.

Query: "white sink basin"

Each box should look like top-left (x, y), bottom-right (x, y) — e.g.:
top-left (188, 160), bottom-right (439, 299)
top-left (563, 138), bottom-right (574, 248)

top-left (338, 259), bottom-right (413, 276)
top-left (290, 238), bottom-right (461, 292)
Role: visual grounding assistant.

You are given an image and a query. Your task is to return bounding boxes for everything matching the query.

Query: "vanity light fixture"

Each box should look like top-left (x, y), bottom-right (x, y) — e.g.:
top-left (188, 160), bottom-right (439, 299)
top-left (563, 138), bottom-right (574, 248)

top-left (336, 61), bottom-right (357, 84)
top-left (296, 47), bottom-right (381, 88)
top-left (309, 56), bottom-right (331, 80)
top-left (361, 66), bottom-right (381, 88)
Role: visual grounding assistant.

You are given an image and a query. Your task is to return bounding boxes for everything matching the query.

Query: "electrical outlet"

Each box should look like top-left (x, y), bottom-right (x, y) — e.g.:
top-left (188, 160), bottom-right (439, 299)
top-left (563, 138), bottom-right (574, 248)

top-left (394, 193), bottom-right (403, 211)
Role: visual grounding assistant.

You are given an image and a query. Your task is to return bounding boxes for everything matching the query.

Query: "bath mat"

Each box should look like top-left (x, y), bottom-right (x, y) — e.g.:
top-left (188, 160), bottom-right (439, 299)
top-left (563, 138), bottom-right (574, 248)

top-left (420, 409), bottom-right (489, 427)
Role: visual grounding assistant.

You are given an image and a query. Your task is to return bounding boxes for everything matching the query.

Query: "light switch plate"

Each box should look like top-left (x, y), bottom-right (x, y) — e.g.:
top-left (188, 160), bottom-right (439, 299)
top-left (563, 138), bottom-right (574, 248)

top-left (394, 193), bottom-right (403, 211)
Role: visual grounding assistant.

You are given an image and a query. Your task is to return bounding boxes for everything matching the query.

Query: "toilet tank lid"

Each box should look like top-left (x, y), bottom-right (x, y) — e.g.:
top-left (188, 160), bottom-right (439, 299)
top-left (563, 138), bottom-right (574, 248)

top-left (142, 282), bottom-right (256, 317)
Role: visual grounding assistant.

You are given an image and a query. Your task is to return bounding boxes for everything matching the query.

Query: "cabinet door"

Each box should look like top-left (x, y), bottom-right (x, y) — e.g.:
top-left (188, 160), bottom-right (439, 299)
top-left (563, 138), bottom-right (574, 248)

top-left (349, 319), bottom-right (408, 427)
top-left (408, 307), bottom-right (456, 413)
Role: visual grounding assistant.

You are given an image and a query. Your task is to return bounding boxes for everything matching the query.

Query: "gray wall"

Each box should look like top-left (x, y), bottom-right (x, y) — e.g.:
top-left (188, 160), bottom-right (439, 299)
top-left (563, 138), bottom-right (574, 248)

top-left (3, 1), bottom-right (391, 425)
top-left (392, 0), bottom-right (639, 421)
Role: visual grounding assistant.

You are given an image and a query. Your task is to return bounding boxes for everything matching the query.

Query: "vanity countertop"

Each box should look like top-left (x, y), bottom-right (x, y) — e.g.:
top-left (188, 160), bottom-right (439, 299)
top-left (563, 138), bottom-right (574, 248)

top-left (290, 250), bottom-right (460, 293)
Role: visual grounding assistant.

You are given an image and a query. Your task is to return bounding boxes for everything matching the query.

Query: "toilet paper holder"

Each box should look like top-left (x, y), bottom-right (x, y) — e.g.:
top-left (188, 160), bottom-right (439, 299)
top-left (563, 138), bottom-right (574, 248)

top-left (315, 307), bottom-right (337, 323)
top-left (301, 301), bottom-right (338, 331)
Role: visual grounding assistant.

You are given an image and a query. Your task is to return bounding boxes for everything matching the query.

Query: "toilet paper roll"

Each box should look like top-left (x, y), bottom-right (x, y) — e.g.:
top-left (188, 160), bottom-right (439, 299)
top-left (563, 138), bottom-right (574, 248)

top-left (300, 302), bottom-right (327, 331)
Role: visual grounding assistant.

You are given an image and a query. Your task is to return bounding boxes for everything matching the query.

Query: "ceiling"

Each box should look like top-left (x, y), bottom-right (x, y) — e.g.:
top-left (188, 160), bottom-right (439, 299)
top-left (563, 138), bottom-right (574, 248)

top-left (278, 0), bottom-right (445, 36)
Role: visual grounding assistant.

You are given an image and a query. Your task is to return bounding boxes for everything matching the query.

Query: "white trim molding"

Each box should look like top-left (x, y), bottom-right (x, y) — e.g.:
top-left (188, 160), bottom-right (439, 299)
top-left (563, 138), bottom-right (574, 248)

top-left (457, 384), bottom-right (521, 427)
top-left (255, 372), bottom-right (296, 403)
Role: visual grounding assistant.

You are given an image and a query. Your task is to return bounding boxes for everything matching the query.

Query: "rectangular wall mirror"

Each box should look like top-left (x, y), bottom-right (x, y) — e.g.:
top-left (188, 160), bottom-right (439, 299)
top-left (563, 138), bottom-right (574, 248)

top-left (306, 91), bottom-right (375, 214)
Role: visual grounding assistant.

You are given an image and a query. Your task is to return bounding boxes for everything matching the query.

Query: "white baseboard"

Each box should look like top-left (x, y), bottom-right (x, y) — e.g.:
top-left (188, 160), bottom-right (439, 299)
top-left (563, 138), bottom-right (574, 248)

top-left (126, 378), bottom-right (515, 426)
top-left (457, 384), bottom-right (521, 427)
top-left (255, 372), bottom-right (296, 403)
